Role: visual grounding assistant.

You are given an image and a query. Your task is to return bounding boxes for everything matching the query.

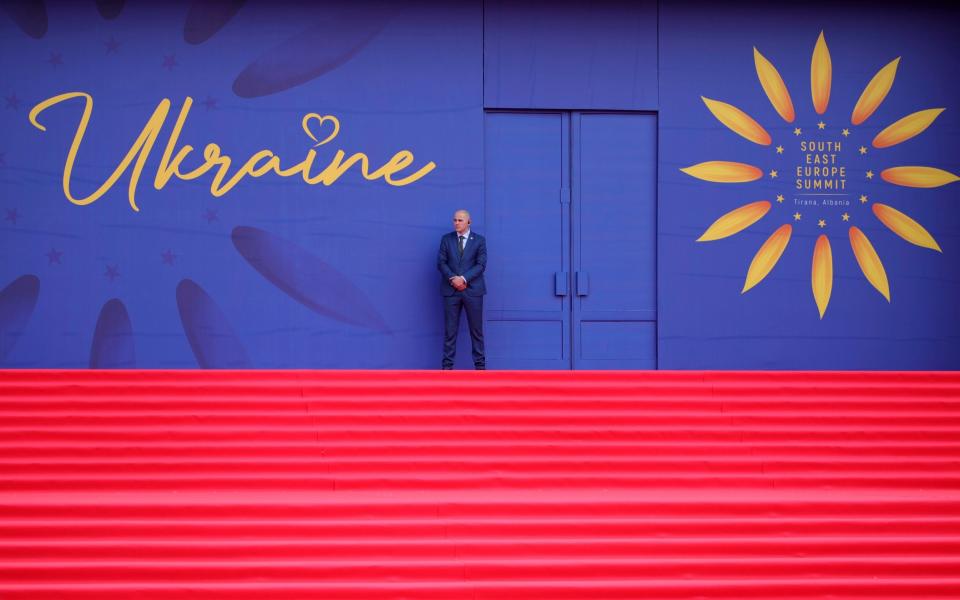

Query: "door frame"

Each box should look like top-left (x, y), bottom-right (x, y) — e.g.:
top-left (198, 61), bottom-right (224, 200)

top-left (569, 111), bottom-right (659, 369)
top-left (483, 109), bottom-right (658, 369)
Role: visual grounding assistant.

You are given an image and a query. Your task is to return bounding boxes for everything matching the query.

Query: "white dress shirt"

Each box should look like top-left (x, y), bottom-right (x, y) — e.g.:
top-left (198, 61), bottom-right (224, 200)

top-left (456, 229), bottom-right (470, 283)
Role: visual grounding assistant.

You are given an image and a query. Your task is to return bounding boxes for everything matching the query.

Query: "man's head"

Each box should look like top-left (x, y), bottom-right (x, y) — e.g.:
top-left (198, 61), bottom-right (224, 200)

top-left (453, 210), bottom-right (470, 234)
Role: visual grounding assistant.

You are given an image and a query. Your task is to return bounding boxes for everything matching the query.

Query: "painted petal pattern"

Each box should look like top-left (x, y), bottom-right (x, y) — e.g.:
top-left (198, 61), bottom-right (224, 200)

top-left (680, 161), bottom-right (763, 183)
top-left (232, 7), bottom-right (391, 98)
top-left (881, 166), bottom-right (960, 188)
top-left (702, 97), bottom-right (771, 145)
top-left (742, 224), bottom-right (791, 293)
top-left (873, 109), bottom-right (945, 148)
top-left (184, 0), bottom-right (246, 45)
top-left (176, 279), bottom-right (251, 369)
top-left (872, 203), bottom-right (942, 252)
top-left (811, 235), bottom-right (833, 319)
top-left (89, 298), bottom-right (135, 369)
top-left (851, 58), bottom-right (899, 125)
top-left (698, 201), bottom-right (771, 242)
top-left (95, 0), bottom-right (124, 20)
top-left (0, 274), bottom-right (40, 362)
top-left (232, 226), bottom-right (391, 333)
top-left (0, 0), bottom-right (46, 39)
top-left (753, 47), bottom-right (795, 123)
top-left (849, 227), bottom-right (890, 302)
top-left (811, 31), bottom-right (831, 115)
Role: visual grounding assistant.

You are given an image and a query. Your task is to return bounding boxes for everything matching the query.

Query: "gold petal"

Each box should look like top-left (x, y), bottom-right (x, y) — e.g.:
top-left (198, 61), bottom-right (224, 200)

top-left (873, 109), bottom-right (945, 148)
top-left (702, 97), bottom-right (772, 145)
top-left (881, 166), bottom-right (960, 188)
top-left (849, 226), bottom-right (891, 301)
top-left (698, 201), bottom-right (771, 242)
top-left (851, 58), bottom-right (900, 125)
top-left (811, 234), bottom-right (833, 319)
top-left (811, 31), bottom-right (832, 115)
top-left (872, 203), bottom-right (942, 252)
top-left (742, 224), bottom-right (792, 293)
top-left (680, 161), bottom-right (764, 183)
top-left (753, 47), bottom-right (795, 123)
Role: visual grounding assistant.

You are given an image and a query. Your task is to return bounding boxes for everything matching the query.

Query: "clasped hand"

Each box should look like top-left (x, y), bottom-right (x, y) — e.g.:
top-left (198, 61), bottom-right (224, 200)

top-left (449, 276), bottom-right (467, 291)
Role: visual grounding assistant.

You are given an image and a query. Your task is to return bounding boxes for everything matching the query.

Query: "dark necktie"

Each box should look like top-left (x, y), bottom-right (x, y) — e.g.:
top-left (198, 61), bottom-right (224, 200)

top-left (458, 236), bottom-right (465, 256)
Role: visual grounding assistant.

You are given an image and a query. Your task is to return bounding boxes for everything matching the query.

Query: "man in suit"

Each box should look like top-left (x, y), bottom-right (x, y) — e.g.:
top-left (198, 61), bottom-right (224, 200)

top-left (438, 209), bottom-right (486, 370)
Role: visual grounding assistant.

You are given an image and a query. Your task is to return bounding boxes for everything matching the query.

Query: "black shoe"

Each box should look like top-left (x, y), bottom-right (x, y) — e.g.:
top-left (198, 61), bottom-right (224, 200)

top-left (474, 365), bottom-right (486, 370)
top-left (442, 366), bottom-right (453, 370)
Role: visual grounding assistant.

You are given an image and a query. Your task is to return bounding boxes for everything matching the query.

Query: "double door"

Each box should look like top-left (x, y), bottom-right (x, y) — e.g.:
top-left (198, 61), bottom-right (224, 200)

top-left (483, 112), bottom-right (657, 369)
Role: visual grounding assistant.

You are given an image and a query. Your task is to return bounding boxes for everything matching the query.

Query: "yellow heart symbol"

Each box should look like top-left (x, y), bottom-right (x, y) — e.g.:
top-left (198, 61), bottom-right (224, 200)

top-left (301, 113), bottom-right (341, 147)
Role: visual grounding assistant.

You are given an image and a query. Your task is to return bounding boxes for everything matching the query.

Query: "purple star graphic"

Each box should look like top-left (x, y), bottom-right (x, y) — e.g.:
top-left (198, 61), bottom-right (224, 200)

top-left (47, 52), bottom-right (63, 68)
top-left (161, 249), bottom-right (177, 265)
top-left (105, 265), bottom-right (120, 282)
top-left (4, 208), bottom-right (19, 225)
top-left (105, 36), bottom-right (121, 54)
top-left (201, 96), bottom-right (218, 111)
top-left (4, 93), bottom-right (20, 110)
top-left (202, 208), bottom-right (218, 224)
top-left (46, 248), bottom-right (63, 265)
top-left (162, 54), bottom-right (178, 71)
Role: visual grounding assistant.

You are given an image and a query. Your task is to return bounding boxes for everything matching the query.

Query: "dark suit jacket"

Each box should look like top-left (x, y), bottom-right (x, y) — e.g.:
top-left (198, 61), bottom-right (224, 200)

top-left (438, 231), bottom-right (487, 296)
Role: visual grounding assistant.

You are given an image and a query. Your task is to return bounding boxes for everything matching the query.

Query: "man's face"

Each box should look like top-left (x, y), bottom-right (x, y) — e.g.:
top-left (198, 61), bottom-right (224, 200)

top-left (453, 212), bottom-right (469, 234)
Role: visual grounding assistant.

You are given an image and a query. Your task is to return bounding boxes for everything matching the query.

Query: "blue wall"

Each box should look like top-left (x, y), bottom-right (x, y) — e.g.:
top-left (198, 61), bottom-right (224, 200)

top-left (659, 3), bottom-right (960, 369)
top-left (1, 0), bottom-right (958, 369)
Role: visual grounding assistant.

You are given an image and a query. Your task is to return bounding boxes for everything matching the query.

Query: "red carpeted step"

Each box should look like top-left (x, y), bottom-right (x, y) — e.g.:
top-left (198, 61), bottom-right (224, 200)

top-left (1, 370), bottom-right (959, 598)
top-left (4, 535), bottom-right (960, 561)
top-left (4, 442), bottom-right (959, 461)
top-left (5, 557), bottom-right (960, 582)
top-left (1, 580), bottom-right (959, 600)
top-left (7, 517), bottom-right (960, 540)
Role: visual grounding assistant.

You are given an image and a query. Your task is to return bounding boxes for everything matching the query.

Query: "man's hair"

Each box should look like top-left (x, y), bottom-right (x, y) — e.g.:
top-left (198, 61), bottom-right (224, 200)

top-left (454, 209), bottom-right (471, 222)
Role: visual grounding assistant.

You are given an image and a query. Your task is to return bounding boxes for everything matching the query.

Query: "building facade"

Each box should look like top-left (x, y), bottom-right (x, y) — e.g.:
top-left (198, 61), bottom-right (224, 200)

top-left (1, 1), bottom-right (958, 369)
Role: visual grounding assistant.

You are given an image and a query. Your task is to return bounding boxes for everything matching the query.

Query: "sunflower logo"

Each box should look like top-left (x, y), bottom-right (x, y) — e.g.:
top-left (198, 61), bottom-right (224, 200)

top-left (682, 31), bottom-right (958, 319)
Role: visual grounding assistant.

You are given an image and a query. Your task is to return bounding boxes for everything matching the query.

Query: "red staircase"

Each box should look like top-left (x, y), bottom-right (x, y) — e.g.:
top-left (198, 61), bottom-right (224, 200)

top-left (1, 370), bottom-right (959, 599)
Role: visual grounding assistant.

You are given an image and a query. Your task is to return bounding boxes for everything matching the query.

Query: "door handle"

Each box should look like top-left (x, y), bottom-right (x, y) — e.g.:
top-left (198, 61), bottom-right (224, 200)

top-left (576, 271), bottom-right (589, 296)
top-left (554, 272), bottom-right (568, 296)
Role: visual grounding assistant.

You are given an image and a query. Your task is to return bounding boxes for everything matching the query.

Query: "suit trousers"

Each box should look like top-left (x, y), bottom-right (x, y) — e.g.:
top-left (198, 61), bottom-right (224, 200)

top-left (442, 293), bottom-right (485, 369)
